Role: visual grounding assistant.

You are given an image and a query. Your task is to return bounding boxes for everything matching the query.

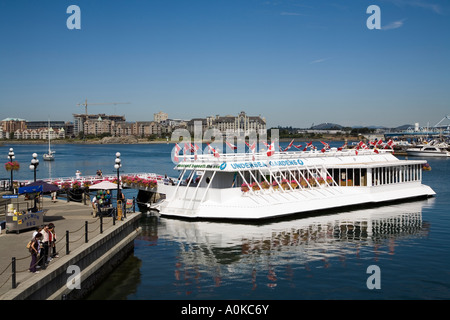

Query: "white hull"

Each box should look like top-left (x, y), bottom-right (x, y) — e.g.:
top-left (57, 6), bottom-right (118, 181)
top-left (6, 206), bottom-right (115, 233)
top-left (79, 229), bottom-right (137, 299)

top-left (156, 182), bottom-right (435, 220)
top-left (406, 150), bottom-right (450, 157)
top-left (132, 147), bottom-right (435, 220)
top-left (43, 153), bottom-right (55, 161)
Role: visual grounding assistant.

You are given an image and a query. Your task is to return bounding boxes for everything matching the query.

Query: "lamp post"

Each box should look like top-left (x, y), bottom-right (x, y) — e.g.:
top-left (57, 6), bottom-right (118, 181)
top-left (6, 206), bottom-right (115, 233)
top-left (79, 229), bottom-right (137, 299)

top-left (29, 153), bottom-right (39, 211)
top-left (114, 152), bottom-right (122, 219)
top-left (8, 148), bottom-right (15, 192)
top-left (29, 153), bottom-right (39, 182)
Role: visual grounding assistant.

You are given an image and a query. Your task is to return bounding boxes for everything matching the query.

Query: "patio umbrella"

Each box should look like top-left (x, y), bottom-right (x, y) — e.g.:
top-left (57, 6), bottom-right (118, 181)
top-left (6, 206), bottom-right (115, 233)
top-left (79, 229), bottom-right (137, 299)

top-left (19, 180), bottom-right (58, 193)
top-left (88, 180), bottom-right (121, 190)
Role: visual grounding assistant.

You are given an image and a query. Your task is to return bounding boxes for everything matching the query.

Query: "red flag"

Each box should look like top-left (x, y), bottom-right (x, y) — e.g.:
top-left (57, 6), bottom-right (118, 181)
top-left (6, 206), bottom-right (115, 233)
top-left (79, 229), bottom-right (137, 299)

top-left (226, 141), bottom-right (237, 150)
top-left (245, 141), bottom-right (256, 152)
top-left (207, 143), bottom-right (220, 158)
top-left (385, 139), bottom-right (394, 149)
top-left (174, 144), bottom-right (181, 162)
top-left (337, 142), bottom-right (347, 151)
top-left (358, 141), bottom-right (368, 149)
top-left (246, 141), bottom-right (256, 160)
top-left (320, 141), bottom-right (330, 152)
top-left (193, 144), bottom-right (200, 160)
top-left (306, 141), bottom-right (316, 150)
top-left (293, 144), bottom-right (303, 150)
top-left (267, 142), bottom-right (275, 157)
top-left (283, 139), bottom-right (294, 152)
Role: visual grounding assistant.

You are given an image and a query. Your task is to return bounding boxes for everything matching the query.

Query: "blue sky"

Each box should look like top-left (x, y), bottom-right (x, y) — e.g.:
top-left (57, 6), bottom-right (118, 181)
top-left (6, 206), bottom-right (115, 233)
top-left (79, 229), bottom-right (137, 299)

top-left (0, 0), bottom-right (449, 128)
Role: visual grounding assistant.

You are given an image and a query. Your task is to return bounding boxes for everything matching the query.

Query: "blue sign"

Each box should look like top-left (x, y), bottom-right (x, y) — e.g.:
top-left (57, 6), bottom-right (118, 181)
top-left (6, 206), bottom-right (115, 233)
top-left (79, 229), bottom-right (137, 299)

top-left (2, 195), bottom-right (18, 199)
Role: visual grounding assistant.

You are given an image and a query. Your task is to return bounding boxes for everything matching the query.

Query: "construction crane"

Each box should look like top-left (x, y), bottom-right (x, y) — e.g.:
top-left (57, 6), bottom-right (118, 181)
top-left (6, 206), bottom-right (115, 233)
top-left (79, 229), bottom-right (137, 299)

top-left (77, 99), bottom-right (131, 115)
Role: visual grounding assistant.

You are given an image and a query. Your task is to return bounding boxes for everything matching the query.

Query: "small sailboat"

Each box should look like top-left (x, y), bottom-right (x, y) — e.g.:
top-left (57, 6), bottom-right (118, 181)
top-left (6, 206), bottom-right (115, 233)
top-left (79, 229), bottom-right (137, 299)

top-left (43, 120), bottom-right (55, 161)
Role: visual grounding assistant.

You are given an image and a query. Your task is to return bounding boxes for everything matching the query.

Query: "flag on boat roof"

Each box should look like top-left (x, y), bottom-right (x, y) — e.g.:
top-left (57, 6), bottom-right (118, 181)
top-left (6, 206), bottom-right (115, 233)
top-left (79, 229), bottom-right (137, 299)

top-left (207, 143), bottom-right (220, 158)
top-left (174, 143), bottom-right (181, 162)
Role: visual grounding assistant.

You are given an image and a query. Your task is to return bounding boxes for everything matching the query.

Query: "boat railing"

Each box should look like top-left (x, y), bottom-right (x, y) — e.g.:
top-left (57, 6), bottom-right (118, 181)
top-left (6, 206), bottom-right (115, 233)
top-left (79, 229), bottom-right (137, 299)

top-left (179, 148), bottom-right (392, 164)
top-left (15, 172), bottom-right (167, 188)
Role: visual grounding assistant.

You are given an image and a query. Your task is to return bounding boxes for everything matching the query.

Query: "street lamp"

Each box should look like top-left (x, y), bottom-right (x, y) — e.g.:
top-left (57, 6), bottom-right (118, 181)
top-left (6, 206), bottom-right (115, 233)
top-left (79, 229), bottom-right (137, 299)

top-left (8, 148), bottom-right (15, 192)
top-left (114, 152), bottom-right (122, 219)
top-left (29, 153), bottom-right (39, 211)
top-left (29, 153), bottom-right (39, 182)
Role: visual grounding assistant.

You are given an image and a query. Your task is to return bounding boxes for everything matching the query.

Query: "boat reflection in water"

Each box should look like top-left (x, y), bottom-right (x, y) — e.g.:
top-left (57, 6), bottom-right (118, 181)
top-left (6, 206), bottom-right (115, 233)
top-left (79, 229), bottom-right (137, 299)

top-left (140, 198), bottom-right (433, 294)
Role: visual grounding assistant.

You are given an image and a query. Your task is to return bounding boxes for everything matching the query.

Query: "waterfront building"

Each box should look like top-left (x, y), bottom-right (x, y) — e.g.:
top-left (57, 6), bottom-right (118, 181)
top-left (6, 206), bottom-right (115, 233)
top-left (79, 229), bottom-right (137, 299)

top-left (13, 127), bottom-right (65, 140)
top-left (1, 118), bottom-right (27, 134)
top-left (186, 111), bottom-right (266, 136)
top-left (207, 111), bottom-right (266, 135)
top-left (133, 121), bottom-right (162, 137)
top-left (115, 122), bottom-right (134, 137)
top-left (154, 111), bottom-right (168, 123)
top-left (73, 113), bottom-right (126, 136)
top-left (26, 120), bottom-right (65, 130)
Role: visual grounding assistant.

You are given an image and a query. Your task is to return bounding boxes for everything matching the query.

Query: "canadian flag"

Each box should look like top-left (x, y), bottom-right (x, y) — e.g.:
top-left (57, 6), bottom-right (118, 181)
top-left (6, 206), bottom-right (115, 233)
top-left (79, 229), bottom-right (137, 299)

top-left (358, 141), bottom-right (369, 149)
top-left (305, 141), bottom-right (316, 151)
top-left (267, 142), bottom-right (275, 157)
top-left (226, 141), bottom-right (237, 150)
top-left (192, 143), bottom-right (200, 160)
top-left (207, 143), bottom-right (220, 158)
top-left (385, 139), bottom-right (394, 149)
top-left (283, 139), bottom-right (294, 152)
top-left (174, 144), bottom-right (181, 162)
top-left (337, 142), bottom-right (347, 151)
top-left (245, 141), bottom-right (256, 152)
top-left (320, 141), bottom-right (330, 153)
top-left (245, 141), bottom-right (257, 160)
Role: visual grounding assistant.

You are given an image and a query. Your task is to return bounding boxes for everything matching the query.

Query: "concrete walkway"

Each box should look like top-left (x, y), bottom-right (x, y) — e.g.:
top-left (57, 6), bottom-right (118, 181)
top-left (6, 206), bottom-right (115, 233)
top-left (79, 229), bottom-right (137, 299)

top-left (0, 196), bottom-right (130, 298)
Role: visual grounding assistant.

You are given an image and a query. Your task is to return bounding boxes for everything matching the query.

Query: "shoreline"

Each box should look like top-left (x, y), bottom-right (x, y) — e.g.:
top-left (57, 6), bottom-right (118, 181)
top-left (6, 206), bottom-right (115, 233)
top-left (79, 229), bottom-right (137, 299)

top-left (1, 136), bottom-right (361, 146)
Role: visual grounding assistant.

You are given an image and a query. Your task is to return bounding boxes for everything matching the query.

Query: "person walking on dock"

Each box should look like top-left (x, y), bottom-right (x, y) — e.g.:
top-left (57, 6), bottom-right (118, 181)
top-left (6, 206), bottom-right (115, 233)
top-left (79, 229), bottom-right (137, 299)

top-left (29, 233), bottom-right (42, 273)
top-left (48, 223), bottom-right (59, 258)
top-left (39, 225), bottom-right (50, 270)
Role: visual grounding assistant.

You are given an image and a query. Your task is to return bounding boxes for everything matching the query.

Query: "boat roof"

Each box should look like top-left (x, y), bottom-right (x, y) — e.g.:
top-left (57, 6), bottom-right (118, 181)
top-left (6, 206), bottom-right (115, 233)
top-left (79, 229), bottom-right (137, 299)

top-left (175, 149), bottom-right (427, 172)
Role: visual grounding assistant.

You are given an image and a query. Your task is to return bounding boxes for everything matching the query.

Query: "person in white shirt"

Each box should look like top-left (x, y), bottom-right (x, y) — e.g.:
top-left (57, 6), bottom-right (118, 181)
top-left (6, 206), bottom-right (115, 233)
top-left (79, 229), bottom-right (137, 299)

top-left (39, 225), bottom-right (50, 270)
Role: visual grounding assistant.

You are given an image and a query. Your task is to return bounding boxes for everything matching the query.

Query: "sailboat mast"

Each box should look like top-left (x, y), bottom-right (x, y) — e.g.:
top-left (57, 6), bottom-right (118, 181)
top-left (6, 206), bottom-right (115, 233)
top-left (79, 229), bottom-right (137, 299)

top-left (48, 119), bottom-right (51, 153)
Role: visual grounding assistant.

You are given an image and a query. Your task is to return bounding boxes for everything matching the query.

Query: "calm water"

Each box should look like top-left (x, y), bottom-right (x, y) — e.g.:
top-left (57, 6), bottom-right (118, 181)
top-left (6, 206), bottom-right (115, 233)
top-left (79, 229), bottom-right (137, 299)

top-left (2, 142), bottom-right (450, 300)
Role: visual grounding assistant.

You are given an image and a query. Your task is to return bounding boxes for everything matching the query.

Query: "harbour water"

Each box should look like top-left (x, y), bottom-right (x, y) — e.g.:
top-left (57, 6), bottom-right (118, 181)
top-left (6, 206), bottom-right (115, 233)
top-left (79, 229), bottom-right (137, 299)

top-left (2, 142), bottom-right (449, 300)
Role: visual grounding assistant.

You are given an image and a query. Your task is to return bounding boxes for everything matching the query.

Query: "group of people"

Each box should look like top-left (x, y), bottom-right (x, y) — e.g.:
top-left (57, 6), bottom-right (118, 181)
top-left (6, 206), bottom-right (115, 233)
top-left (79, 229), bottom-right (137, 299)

top-left (29, 223), bottom-right (58, 274)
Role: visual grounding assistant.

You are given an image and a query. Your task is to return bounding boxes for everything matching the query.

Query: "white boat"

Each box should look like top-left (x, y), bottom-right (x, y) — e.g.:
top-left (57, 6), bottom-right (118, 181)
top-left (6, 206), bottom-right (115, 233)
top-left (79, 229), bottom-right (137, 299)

top-left (146, 146), bottom-right (435, 220)
top-left (43, 120), bottom-right (55, 161)
top-left (406, 141), bottom-right (450, 157)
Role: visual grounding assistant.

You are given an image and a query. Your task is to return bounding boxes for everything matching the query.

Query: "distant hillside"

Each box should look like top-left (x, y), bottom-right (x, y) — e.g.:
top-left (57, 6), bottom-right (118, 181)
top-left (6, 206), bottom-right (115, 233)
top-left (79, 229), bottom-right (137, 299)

top-left (310, 123), bottom-right (343, 130)
top-left (393, 124), bottom-right (413, 131)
